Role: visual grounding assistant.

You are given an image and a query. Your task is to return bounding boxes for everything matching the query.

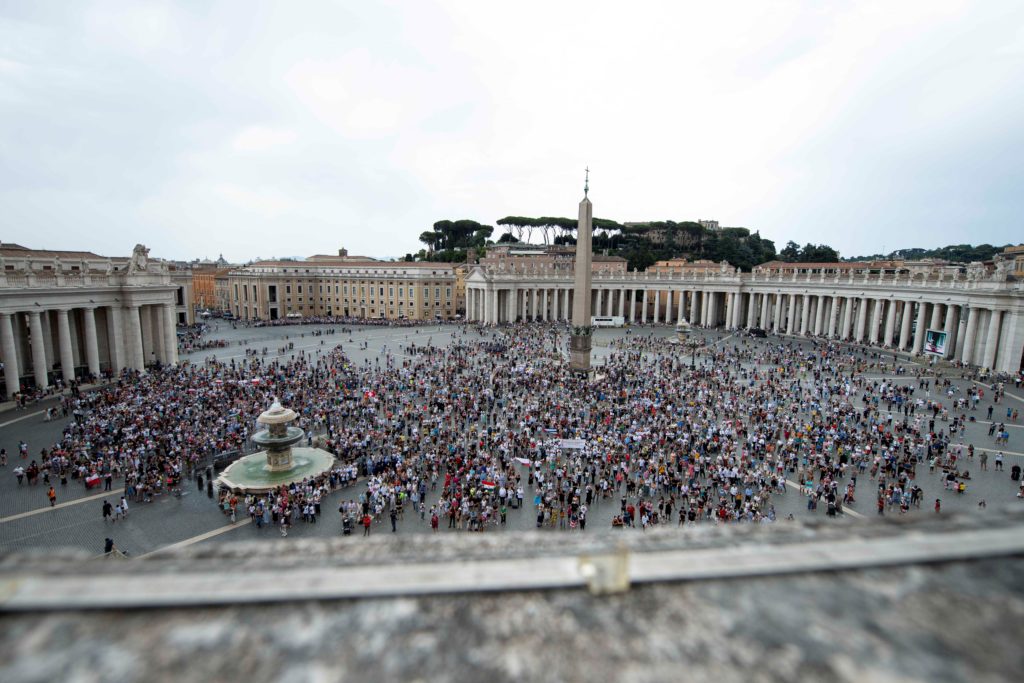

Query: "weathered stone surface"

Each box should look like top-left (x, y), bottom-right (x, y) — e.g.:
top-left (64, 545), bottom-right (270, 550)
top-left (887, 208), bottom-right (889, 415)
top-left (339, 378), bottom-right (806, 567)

top-left (1, 511), bottom-right (1021, 683)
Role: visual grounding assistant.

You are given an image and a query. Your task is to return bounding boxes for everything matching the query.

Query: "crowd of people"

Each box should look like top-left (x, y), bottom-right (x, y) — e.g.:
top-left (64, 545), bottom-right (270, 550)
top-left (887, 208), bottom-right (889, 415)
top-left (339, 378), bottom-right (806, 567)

top-left (5, 317), bottom-right (1022, 540)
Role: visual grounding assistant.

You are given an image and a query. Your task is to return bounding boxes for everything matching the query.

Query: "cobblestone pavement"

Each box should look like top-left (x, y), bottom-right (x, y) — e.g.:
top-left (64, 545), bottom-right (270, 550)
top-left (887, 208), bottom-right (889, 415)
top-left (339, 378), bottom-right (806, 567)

top-left (1, 323), bottom-right (1021, 556)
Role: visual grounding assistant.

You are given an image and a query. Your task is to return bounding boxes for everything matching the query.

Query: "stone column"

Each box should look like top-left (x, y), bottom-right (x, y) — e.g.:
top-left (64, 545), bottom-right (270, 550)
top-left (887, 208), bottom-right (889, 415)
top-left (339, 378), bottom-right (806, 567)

top-left (28, 311), bottom-right (49, 388)
top-left (841, 298), bottom-right (853, 339)
top-left (981, 309), bottom-right (1002, 369)
top-left (40, 312), bottom-right (55, 370)
top-left (641, 290), bottom-right (648, 323)
top-left (912, 303), bottom-right (928, 355)
top-left (678, 290), bottom-right (686, 324)
top-left (541, 289), bottom-right (549, 321)
top-left (563, 288), bottom-right (571, 320)
top-left (125, 305), bottom-right (144, 371)
top-left (54, 309), bottom-right (74, 383)
top-left (689, 291), bottom-right (699, 326)
top-left (152, 306), bottom-right (167, 363)
top-left (954, 308), bottom-right (968, 360)
top-left (827, 296), bottom-right (839, 338)
top-left (851, 298), bottom-right (865, 341)
top-left (813, 295), bottom-right (824, 335)
top-left (0, 313), bottom-right (21, 397)
top-left (773, 294), bottom-right (783, 332)
top-left (929, 304), bottom-right (943, 332)
top-left (784, 294), bottom-right (794, 334)
top-left (879, 299), bottom-right (894, 347)
top-left (865, 299), bottom-right (878, 344)
top-left (760, 294), bottom-right (769, 330)
top-left (995, 307), bottom-right (1024, 373)
top-left (898, 302), bottom-right (912, 350)
top-left (106, 306), bottom-right (124, 372)
top-left (799, 294), bottom-right (810, 335)
top-left (652, 290), bottom-right (660, 323)
top-left (941, 305), bottom-right (958, 359)
top-left (79, 307), bottom-right (100, 378)
top-left (140, 306), bottom-right (155, 366)
top-left (163, 303), bottom-right (178, 365)
top-left (629, 290), bottom-right (636, 323)
top-left (960, 307), bottom-right (979, 365)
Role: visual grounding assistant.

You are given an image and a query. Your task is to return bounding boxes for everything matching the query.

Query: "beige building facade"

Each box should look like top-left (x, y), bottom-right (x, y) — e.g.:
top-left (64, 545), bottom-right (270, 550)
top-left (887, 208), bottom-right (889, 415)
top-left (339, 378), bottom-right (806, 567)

top-left (226, 257), bottom-right (461, 321)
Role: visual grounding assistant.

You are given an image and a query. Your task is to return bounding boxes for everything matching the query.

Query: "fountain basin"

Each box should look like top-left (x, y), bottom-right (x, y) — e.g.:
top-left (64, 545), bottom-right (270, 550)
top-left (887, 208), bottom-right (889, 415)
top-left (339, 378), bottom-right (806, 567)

top-left (251, 425), bottom-right (305, 449)
top-left (217, 447), bottom-right (336, 494)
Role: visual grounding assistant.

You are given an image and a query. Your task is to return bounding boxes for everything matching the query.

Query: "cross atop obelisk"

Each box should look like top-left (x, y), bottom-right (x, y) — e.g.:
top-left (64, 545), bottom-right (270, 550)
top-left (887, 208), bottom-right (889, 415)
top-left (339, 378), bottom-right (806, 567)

top-left (569, 168), bottom-right (594, 374)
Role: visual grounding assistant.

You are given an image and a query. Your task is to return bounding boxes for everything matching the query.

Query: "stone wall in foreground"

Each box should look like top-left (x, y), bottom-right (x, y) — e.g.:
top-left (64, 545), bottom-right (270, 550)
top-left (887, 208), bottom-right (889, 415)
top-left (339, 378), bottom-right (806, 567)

top-left (1, 511), bottom-right (1022, 683)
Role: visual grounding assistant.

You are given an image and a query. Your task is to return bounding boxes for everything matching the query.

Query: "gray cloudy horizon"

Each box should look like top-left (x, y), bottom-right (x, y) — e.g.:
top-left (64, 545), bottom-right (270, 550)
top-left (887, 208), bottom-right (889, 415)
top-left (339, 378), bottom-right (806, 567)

top-left (2, 0), bottom-right (1022, 263)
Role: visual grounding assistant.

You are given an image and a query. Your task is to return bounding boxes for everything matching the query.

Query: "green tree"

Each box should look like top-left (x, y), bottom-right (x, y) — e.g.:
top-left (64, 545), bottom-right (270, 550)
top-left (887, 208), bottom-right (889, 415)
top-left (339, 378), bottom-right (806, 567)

top-left (780, 241), bottom-right (801, 261)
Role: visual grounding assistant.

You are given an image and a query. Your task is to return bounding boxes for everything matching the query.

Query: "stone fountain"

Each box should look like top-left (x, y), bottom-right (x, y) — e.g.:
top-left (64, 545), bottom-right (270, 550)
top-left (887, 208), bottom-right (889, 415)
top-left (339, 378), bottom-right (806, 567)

top-left (216, 399), bottom-right (335, 494)
top-left (252, 401), bottom-right (303, 472)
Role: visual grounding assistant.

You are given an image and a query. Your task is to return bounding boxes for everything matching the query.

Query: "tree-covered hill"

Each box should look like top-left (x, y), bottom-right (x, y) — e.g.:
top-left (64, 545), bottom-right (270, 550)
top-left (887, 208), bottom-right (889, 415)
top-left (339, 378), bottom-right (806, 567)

top-left (844, 243), bottom-right (1011, 263)
top-left (409, 216), bottom-right (1011, 274)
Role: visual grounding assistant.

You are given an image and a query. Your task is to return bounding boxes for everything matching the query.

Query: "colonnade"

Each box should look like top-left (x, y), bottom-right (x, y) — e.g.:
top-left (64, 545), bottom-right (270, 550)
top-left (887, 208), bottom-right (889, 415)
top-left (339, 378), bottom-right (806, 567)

top-left (0, 302), bottom-right (178, 397)
top-left (465, 282), bottom-right (1023, 373)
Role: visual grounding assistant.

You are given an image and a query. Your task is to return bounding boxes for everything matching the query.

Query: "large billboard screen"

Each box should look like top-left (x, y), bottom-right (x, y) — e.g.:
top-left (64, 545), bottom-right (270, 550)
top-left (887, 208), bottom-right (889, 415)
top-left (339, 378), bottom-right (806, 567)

top-left (924, 329), bottom-right (947, 356)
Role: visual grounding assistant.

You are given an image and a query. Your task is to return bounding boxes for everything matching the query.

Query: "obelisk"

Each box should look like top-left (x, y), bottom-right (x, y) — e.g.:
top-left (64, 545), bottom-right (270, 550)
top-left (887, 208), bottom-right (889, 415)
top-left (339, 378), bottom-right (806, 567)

top-left (570, 169), bottom-right (593, 374)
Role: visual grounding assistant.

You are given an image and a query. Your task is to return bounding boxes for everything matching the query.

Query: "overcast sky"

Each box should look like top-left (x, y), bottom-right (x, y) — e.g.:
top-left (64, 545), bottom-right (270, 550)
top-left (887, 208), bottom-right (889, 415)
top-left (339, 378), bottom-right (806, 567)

top-left (2, 0), bottom-right (1022, 262)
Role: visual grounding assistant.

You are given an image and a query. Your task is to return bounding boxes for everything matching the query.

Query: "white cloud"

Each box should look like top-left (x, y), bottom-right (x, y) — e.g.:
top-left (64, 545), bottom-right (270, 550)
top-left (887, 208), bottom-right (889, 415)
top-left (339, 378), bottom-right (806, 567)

top-left (214, 183), bottom-right (294, 215)
top-left (0, 0), bottom-right (1022, 262)
top-left (232, 126), bottom-right (297, 152)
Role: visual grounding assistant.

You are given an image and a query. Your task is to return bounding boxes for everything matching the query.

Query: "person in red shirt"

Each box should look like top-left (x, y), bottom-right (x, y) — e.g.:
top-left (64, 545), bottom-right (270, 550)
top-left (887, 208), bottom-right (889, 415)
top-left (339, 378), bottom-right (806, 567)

top-left (362, 513), bottom-right (372, 536)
